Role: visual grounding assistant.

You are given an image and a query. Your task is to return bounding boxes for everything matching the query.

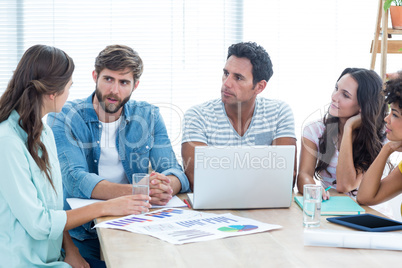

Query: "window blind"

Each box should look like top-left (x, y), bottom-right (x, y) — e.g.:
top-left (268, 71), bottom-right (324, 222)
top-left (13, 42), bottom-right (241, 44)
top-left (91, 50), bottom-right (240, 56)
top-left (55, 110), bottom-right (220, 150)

top-left (0, 0), bottom-right (243, 157)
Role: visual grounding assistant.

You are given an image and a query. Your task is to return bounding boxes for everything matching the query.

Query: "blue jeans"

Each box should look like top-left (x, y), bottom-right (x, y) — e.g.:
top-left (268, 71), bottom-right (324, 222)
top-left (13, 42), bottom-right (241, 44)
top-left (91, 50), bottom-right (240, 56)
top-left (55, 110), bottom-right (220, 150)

top-left (72, 237), bottom-right (106, 268)
top-left (84, 257), bottom-right (106, 268)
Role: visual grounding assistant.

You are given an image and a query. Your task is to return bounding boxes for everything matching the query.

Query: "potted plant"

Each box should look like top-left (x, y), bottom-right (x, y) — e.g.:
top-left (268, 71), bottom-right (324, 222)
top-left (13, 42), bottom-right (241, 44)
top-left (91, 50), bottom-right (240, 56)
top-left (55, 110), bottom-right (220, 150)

top-left (385, 0), bottom-right (402, 29)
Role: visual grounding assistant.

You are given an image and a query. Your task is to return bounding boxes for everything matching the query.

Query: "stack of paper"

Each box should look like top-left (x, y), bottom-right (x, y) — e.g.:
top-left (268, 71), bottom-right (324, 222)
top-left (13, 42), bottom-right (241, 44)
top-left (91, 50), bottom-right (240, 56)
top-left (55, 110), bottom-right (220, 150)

top-left (304, 229), bottom-right (402, 251)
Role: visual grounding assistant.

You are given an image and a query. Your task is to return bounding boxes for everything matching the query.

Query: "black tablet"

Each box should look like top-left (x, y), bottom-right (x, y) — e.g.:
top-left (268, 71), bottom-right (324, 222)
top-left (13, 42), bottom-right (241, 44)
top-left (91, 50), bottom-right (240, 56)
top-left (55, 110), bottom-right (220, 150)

top-left (327, 213), bottom-right (402, 232)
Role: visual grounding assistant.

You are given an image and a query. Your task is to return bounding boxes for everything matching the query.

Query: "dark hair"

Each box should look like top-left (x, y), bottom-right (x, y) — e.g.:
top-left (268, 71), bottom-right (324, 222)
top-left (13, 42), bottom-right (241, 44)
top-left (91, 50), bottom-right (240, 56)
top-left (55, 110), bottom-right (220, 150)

top-left (315, 68), bottom-right (387, 179)
top-left (227, 42), bottom-right (273, 85)
top-left (384, 78), bottom-right (402, 107)
top-left (0, 45), bottom-right (74, 191)
top-left (94, 44), bottom-right (143, 83)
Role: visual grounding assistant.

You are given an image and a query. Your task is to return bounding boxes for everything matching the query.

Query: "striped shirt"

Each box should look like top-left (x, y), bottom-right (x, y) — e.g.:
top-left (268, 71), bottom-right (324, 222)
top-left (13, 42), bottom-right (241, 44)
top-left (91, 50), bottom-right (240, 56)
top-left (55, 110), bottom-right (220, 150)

top-left (182, 97), bottom-right (295, 147)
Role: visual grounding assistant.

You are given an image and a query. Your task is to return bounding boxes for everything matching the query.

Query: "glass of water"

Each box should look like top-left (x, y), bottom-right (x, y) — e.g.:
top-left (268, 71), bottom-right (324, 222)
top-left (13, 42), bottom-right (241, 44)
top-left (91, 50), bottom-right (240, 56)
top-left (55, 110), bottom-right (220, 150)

top-left (303, 184), bottom-right (322, 227)
top-left (132, 173), bottom-right (150, 201)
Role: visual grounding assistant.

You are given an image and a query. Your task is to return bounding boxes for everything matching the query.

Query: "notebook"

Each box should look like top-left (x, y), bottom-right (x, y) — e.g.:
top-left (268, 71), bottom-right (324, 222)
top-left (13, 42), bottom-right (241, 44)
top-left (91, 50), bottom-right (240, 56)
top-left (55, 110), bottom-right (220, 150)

top-left (188, 145), bottom-right (295, 209)
top-left (294, 196), bottom-right (365, 215)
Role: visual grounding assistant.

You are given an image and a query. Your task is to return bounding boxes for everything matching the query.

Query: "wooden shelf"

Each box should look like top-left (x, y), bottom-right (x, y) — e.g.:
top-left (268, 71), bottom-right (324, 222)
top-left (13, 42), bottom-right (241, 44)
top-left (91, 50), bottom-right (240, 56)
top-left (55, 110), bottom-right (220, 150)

top-left (370, 0), bottom-right (402, 80)
top-left (371, 40), bottom-right (402, 53)
top-left (386, 28), bottom-right (402, 34)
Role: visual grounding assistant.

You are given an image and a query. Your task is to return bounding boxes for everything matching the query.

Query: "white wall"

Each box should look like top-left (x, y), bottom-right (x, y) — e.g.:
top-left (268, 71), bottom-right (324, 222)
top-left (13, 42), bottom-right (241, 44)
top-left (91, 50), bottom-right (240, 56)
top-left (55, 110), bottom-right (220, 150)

top-left (243, 0), bottom-right (402, 143)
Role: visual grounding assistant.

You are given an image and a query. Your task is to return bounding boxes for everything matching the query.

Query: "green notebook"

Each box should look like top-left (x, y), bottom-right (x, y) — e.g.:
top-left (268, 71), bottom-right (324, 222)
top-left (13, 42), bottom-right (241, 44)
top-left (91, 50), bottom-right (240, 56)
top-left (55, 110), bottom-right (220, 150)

top-left (294, 196), bottom-right (365, 216)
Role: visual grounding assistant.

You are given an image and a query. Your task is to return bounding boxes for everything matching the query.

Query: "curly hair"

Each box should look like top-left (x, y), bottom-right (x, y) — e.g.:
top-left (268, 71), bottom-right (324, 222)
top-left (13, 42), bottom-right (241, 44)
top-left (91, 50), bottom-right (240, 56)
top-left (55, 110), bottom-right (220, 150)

top-left (0, 45), bottom-right (74, 191)
top-left (315, 68), bottom-right (387, 180)
top-left (384, 78), bottom-right (402, 107)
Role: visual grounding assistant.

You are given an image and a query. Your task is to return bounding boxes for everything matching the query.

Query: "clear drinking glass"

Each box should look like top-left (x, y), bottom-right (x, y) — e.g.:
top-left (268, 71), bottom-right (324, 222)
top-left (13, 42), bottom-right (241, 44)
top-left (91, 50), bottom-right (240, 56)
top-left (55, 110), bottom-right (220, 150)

top-left (303, 184), bottom-right (322, 227)
top-left (132, 173), bottom-right (150, 199)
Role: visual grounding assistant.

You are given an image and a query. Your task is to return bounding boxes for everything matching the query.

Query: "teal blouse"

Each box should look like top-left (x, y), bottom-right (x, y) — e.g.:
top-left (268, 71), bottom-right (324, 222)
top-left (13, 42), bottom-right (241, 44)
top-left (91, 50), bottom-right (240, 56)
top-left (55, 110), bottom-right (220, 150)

top-left (0, 111), bottom-right (69, 267)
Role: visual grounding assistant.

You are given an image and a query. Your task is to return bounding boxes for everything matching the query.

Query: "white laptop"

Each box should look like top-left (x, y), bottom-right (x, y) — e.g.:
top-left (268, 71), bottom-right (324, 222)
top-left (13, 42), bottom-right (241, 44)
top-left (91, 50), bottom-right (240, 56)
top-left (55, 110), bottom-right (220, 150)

top-left (188, 145), bottom-right (295, 209)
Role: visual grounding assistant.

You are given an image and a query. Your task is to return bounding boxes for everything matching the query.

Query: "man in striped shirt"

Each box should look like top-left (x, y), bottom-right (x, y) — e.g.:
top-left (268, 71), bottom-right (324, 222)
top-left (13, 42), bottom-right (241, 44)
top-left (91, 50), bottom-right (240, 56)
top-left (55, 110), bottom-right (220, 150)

top-left (181, 42), bottom-right (297, 191)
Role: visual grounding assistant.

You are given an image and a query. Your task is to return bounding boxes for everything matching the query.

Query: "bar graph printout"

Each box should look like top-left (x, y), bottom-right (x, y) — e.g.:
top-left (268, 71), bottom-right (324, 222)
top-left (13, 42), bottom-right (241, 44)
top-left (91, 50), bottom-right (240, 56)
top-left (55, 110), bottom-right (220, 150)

top-left (94, 208), bottom-right (281, 244)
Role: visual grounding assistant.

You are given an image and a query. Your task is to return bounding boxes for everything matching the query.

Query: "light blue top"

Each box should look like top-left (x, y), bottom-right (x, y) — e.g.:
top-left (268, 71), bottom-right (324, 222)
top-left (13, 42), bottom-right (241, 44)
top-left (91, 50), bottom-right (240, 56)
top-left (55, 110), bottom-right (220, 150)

top-left (0, 110), bottom-right (69, 267)
top-left (47, 93), bottom-right (189, 241)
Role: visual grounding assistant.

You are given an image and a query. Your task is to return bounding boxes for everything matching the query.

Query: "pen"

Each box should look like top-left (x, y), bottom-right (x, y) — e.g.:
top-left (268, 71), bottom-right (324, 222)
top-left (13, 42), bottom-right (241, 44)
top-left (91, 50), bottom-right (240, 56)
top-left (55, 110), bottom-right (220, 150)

top-left (183, 199), bottom-right (191, 209)
top-left (322, 186), bottom-right (331, 202)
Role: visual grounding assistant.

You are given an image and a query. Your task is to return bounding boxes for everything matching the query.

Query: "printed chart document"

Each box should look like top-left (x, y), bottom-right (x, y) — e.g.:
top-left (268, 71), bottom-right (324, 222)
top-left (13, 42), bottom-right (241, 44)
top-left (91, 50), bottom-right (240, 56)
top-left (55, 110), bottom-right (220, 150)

top-left (294, 196), bottom-right (365, 215)
top-left (66, 195), bottom-right (187, 210)
top-left (94, 208), bottom-right (282, 244)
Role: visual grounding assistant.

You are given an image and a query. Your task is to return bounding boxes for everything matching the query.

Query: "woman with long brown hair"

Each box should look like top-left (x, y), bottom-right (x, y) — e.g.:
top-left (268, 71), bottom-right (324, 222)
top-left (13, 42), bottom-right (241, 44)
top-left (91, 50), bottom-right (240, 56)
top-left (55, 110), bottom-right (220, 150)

top-left (297, 68), bottom-right (387, 199)
top-left (0, 45), bottom-right (151, 267)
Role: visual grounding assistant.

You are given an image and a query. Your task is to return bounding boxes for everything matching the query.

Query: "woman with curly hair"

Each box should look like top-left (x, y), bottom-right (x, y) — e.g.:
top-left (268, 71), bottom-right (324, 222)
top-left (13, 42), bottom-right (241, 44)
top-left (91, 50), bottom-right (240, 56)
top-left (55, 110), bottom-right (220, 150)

top-left (357, 78), bottom-right (402, 206)
top-left (297, 68), bottom-right (387, 199)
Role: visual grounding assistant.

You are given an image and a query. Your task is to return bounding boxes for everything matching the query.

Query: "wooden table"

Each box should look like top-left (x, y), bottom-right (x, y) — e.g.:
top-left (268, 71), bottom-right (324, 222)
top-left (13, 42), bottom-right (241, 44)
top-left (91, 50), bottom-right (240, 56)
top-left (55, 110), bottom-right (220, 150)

top-left (96, 192), bottom-right (401, 268)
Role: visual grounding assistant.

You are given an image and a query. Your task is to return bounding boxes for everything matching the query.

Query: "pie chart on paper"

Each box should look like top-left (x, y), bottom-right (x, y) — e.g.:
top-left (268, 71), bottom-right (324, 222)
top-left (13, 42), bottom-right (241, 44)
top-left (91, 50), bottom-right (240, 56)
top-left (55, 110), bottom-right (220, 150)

top-left (218, 225), bottom-right (258, 232)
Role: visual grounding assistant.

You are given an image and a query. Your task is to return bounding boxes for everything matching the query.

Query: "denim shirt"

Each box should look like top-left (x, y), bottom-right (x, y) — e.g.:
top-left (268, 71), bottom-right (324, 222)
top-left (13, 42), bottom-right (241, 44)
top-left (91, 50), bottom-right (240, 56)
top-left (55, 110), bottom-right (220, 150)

top-left (48, 93), bottom-right (189, 240)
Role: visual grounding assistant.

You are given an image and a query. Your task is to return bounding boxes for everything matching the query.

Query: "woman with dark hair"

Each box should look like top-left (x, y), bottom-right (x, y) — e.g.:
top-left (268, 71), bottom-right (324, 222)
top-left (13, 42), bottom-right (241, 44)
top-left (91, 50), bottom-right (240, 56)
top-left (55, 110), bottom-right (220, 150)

top-left (297, 68), bottom-right (387, 199)
top-left (0, 45), bottom-right (150, 267)
top-left (357, 78), bottom-right (402, 206)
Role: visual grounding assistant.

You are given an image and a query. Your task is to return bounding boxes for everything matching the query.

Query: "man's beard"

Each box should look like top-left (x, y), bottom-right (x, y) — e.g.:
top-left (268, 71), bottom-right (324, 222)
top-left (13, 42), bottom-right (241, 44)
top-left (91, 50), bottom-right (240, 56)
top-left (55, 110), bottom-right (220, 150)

top-left (95, 85), bottom-right (131, 114)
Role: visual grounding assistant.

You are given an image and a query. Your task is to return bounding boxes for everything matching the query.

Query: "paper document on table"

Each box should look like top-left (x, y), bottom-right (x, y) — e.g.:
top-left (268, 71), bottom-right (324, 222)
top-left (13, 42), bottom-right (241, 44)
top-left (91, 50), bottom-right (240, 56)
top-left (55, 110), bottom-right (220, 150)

top-left (66, 198), bottom-right (104, 209)
top-left (152, 196), bottom-right (187, 208)
top-left (66, 195), bottom-right (186, 210)
top-left (94, 208), bottom-right (282, 244)
top-left (304, 229), bottom-right (402, 250)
